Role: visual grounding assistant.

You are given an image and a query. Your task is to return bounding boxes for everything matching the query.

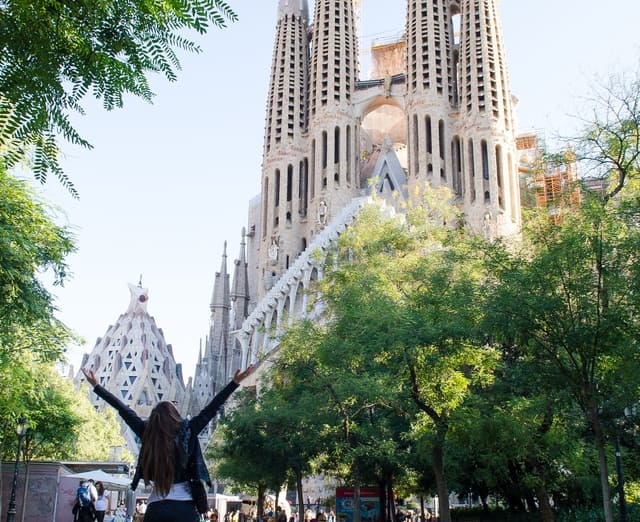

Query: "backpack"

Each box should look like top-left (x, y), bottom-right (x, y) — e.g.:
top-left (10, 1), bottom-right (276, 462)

top-left (77, 484), bottom-right (92, 508)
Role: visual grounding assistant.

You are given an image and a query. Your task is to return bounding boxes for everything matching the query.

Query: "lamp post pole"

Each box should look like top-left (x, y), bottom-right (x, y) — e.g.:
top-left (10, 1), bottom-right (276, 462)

top-left (6, 417), bottom-right (28, 522)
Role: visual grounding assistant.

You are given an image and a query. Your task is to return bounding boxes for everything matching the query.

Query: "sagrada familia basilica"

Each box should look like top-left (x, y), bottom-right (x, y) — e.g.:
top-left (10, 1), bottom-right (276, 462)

top-left (77, 0), bottom-right (528, 454)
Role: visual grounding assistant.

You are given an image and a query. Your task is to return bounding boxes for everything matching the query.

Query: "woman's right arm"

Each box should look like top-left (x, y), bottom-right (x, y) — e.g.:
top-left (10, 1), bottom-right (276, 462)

top-left (82, 368), bottom-right (146, 437)
top-left (189, 365), bottom-right (254, 434)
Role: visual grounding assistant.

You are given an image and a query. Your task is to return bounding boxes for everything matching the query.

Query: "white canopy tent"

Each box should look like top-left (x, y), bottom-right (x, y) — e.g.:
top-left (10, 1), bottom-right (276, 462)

top-left (63, 469), bottom-right (131, 491)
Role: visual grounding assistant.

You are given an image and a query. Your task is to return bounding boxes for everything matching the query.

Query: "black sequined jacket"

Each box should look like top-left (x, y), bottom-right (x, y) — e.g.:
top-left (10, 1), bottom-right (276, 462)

top-left (93, 380), bottom-right (239, 490)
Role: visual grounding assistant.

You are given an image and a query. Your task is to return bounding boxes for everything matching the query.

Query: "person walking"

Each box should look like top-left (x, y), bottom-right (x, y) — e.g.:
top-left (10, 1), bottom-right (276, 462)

top-left (82, 365), bottom-right (254, 522)
top-left (94, 481), bottom-right (110, 522)
top-left (73, 479), bottom-right (97, 522)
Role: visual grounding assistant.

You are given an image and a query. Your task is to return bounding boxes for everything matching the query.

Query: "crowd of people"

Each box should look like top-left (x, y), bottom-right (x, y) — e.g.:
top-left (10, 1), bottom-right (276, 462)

top-left (72, 479), bottom-right (132, 522)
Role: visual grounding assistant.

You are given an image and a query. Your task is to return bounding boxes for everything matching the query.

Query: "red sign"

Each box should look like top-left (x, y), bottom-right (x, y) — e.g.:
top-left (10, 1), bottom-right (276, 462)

top-left (335, 488), bottom-right (379, 498)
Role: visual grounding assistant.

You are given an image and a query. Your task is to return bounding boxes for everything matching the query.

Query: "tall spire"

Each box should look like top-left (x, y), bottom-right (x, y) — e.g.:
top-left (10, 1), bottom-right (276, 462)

top-left (264, 0), bottom-right (310, 157)
top-left (456, 0), bottom-right (520, 234)
top-left (458, 0), bottom-right (514, 130)
top-left (210, 241), bottom-right (230, 315)
top-left (305, 0), bottom-right (360, 226)
top-left (309, 0), bottom-right (359, 116)
top-left (405, 0), bottom-right (457, 105)
top-left (259, 1), bottom-right (312, 301)
top-left (231, 228), bottom-right (250, 330)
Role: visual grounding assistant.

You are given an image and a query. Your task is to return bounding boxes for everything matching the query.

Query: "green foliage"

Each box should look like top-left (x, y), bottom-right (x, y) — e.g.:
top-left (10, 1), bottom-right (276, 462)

top-left (0, 166), bottom-right (126, 461)
top-left (218, 132), bottom-right (640, 515)
top-left (0, 0), bottom-right (237, 192)
top-left (0, 357), bottom-right (128, 461)
top-left (486, 194), bottom-right (640, 414)
top-left (268, 190), bottom-right (498, 522)
top-left (211, 388), bottom-right (289, 494)
top-left (0, 168), bottom-right (76, 362)
top-left (73, 383), bottom-right (132, 462)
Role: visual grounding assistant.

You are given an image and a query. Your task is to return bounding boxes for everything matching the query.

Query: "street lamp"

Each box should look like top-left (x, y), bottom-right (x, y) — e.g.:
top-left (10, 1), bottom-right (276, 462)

top-left (6, 416), bottom-right (29, 522)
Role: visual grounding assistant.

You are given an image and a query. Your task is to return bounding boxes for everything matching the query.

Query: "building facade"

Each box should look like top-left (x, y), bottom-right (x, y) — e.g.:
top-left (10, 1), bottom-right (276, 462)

top-left (76, 283), bottom-right (187, 453)
top-left (196, 0), bottom-right (523, 398)
top-left (78, 1), bottom-right (524, 452)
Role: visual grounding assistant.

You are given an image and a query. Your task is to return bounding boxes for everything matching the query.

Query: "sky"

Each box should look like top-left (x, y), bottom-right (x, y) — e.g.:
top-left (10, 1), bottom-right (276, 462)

top-left (34, 0), bottom-right (640, 382)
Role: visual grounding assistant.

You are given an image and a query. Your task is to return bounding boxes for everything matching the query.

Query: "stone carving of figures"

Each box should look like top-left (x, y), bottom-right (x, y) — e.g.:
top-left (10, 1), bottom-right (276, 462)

top-left (482, 210), bottom-right (494, 241)
top-left (268, 236), bottom-right (279, 262)
top-left (317, 199), bottom-right (328, 226)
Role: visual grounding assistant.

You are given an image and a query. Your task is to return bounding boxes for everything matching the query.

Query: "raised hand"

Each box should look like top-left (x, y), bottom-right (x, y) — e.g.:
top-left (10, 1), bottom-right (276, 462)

top-left (81, 368), bottom-right (98, 387)
top-left (233, 364), bottom-right (254, 384)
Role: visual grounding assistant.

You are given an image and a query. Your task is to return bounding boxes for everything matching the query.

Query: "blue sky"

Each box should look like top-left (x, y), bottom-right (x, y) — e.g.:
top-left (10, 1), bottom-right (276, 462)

top-left (36, 0), bottom-right (640, 381)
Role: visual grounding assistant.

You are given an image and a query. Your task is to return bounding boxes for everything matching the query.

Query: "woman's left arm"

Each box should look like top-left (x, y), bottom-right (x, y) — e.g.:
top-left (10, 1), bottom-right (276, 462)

top-left (82, 368), bottom-right (146, 437)
top-left (190, 365), bottom-right (254, 434)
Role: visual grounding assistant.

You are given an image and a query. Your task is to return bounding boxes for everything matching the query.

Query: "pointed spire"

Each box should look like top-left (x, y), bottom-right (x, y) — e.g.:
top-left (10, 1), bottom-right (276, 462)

top-left (458, 0), bottom-right (514, 129)
top-left (231, 228), bottom-right (250, 329)
top-left (264, 0), bottom-right (311, 156)
top-left (210, 242), bottom-right (230, 314)
top-left (309, 0), bottom-right (358, 116)
top-left (278, 0), bottom-right (309, 21)
top-left (405, 0), bottom-right (457, 105)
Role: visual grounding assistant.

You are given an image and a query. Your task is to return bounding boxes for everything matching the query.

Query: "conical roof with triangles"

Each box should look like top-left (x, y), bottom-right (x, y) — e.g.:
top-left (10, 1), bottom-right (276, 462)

top-left (77, 283), bottom-right (186, 454)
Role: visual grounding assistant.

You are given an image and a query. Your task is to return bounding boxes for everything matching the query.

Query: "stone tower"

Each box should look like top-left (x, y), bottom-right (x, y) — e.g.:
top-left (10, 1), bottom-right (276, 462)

top-left (77, 283), bottom-right (186, 454)
top-left (253, 0), bottom-right (521, 298)
top-left (185, 231), bottom-right (251, 437)
top-left (206, 0), bottom-right (524, 394)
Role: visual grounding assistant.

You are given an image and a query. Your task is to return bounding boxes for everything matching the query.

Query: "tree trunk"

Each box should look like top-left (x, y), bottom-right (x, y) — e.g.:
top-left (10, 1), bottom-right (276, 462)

top-left (353, 467), bottom-right (361, 522)
top-left (432, 443), bottom-right (450, 522)
top-left (258, 484), bottom-right (266, 519)
top-left (296, 468), bottom-right (305, 521)
top-left (377, 478), bottom-right (387, 522)
top-left (386, 473), bottom-right (395, 522)
top-left (534, 484), bottom-right (554, 522)
top-left (589, 403), bottom-right (614, 522)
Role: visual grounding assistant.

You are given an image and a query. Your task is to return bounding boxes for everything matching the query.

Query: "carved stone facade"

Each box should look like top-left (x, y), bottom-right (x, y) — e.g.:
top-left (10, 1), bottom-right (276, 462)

top-left (203, 0), bottom-right (523, 393)
top-left (78, 2), bottom-right (526, 450)
top-left (76, 284), bottom-right (186, 454)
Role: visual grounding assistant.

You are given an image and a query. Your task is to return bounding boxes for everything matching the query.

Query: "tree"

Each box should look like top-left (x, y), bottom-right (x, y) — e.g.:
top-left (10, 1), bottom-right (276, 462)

top-left (485, 193), bottom-right (640, 522)
top-left (448, 346), bottom-right (592, 522)
top-left (0, 167), bottom-right (76, 361)
top-left (275, 318), bottom-right (409, 522)
top-left (211, 389), bottom-right (291, 519)
top-left (71, 383), bottom-right (132, 462)
top-left (0, 0), bottom-right (237, 193)
top-left (275, 191), bottom-right (498, 522)
top-left (0, 357), bottom-right (128, 462)
top-left (571, 69), bottom-right (640, 201)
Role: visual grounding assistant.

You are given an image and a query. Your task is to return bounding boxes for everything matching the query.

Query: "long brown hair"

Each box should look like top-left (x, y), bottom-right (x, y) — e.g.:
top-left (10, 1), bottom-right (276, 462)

top-left (140, 401), bottom-right (182, 496)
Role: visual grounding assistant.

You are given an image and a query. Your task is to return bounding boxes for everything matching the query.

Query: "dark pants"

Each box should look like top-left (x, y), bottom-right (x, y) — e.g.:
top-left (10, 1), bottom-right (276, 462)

top-left (144, 500), bottom-right (199, 522)
top-left (95, 511), bottom-right (106, 522)
top-left (77, 506), bottom-right (95, 522)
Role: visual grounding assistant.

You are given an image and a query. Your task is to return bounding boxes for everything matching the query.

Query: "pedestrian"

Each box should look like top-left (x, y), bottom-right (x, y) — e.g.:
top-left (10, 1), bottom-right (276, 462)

top-left (82, 365), bottom-right (254, 522)
top-left (94, 481), bottom-right (110, 522)
top-left (73, 479), bottom-right (97, 522)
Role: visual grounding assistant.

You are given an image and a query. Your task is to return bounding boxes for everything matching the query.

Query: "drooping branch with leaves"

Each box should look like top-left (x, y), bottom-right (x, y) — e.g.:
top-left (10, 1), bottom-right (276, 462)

top-left (0, 0), bottom-right (237, 194)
